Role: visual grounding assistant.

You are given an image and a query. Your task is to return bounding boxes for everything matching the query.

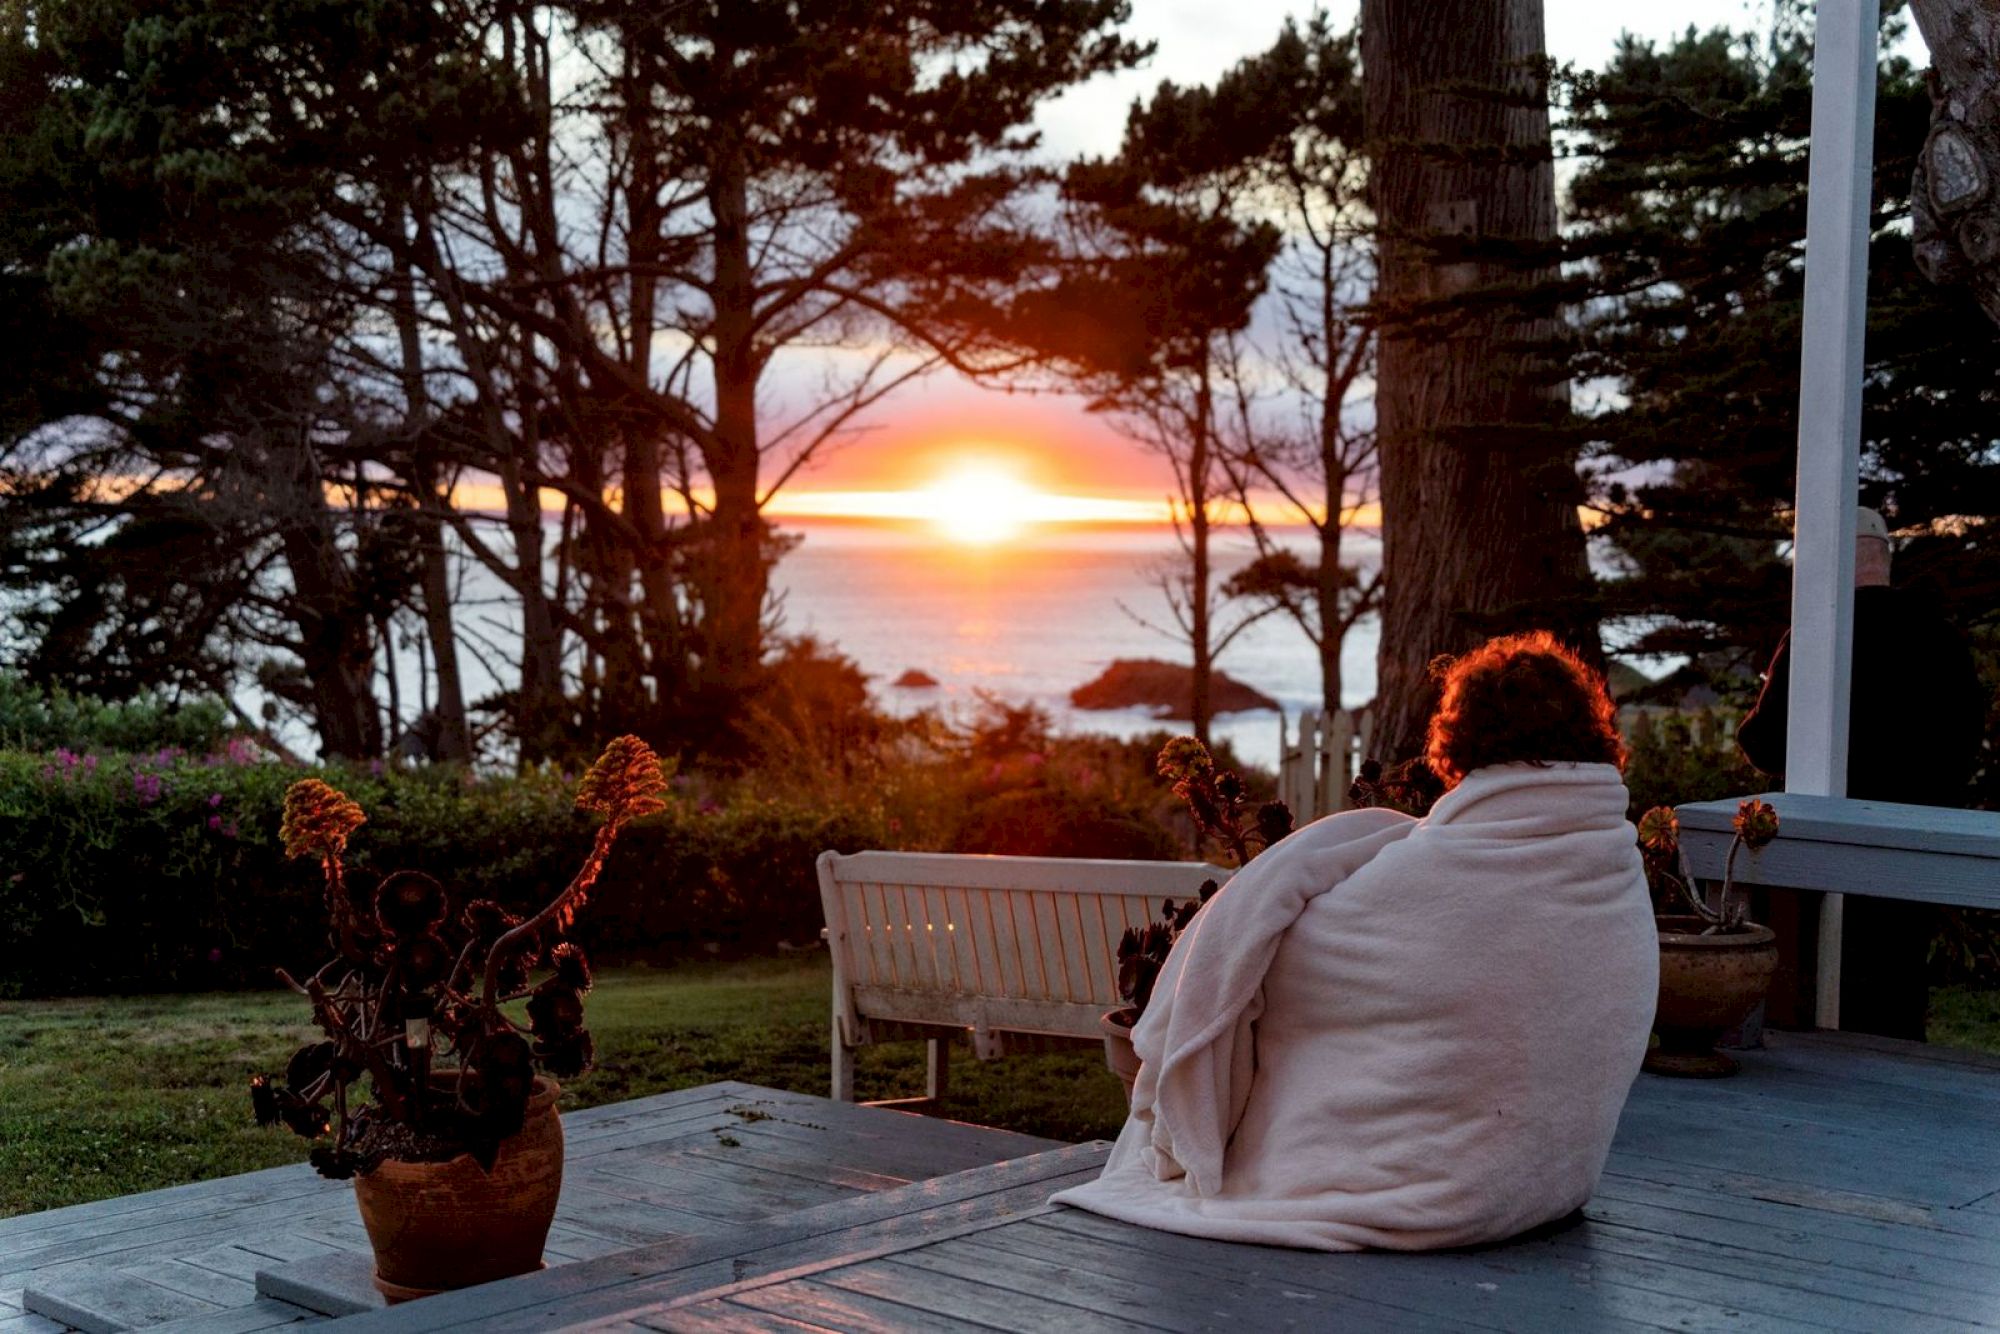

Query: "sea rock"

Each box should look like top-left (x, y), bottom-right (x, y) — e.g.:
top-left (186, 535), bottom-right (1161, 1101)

top-left (1069, 658), bottom-right (1280, 718)
top-left (893, 669), bottom-right (939, 689)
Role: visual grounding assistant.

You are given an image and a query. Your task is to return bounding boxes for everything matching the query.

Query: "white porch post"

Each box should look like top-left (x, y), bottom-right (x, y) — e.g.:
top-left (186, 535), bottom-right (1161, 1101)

top-left (1786, 0), bottom-right (1879, 1029)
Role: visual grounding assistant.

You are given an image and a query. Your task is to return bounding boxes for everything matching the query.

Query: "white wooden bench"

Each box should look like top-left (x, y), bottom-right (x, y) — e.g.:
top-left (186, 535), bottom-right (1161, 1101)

top-left (1676, 792), bottom-right (2000, 1027)
top-left (815, 850), bottom-right (1231, 1102)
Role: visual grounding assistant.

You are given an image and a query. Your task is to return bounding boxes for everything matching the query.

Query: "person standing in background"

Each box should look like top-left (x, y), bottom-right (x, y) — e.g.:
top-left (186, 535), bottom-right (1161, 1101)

top-left (1736, 507), bottom-right (1988, 1039)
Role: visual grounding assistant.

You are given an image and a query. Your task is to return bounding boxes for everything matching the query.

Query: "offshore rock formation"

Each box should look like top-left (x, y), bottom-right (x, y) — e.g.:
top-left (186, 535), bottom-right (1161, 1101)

top-left (1070, 659), bottom-right (1280, 718)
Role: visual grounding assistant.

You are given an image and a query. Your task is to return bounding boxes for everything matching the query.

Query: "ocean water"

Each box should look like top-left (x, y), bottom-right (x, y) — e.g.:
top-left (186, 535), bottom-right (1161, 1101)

top-left (776, 521), bottom-right (1377, 771)
top-left (370, 519), bottom-right (1370, 772)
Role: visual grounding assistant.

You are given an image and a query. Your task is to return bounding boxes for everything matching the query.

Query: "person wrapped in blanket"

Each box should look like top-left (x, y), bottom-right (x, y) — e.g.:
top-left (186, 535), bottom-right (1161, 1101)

top-left (1052, 632), bottom-right (1658, 1251)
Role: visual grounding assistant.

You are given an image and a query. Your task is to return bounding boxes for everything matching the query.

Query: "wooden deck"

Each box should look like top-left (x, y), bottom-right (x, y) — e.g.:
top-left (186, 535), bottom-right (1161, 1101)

top-left (324, 1031), bottom-right (2000, 1333)
top-left (10, 1032), bottom-right (2000, 1332)
top-left (0, 1082), bottom-right (1057, 1334)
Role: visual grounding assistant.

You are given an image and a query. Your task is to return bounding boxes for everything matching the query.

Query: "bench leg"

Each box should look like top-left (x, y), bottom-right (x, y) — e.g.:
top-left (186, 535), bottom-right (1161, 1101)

top-left (926, 1036), bottom-right (950, 1101)
top-left (832, 1015), bottom-right (857, 1102)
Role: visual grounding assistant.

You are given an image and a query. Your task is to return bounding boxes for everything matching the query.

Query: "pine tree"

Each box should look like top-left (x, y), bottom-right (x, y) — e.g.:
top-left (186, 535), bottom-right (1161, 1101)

top-left (1565, 9), bottom-right (2000, 695)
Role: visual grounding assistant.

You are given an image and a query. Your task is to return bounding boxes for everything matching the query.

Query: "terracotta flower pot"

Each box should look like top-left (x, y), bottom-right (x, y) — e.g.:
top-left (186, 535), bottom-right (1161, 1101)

top-left (1647, 917), bottom-right (1779, 1078)
top-left (352, 1076), bottom-right (563, 1301)
top-left (1101, 1007), bottom-right (1140, 1101)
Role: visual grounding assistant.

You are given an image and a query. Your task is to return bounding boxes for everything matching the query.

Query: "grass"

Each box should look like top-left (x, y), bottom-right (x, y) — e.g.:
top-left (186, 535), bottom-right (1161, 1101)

top-left (1929, 986), bottom-right (2000, 1055)
top-left (6, 958), bottom-right (1997, 1221)
top-left (0, 955), bottom-right (1129, 1219)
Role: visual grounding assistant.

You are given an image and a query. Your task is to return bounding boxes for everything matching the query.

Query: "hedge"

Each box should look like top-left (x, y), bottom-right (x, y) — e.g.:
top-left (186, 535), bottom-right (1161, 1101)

top-left (0, 750), bottom-right (888, 997)
top-left (0, 674), bottom-right (230, 754)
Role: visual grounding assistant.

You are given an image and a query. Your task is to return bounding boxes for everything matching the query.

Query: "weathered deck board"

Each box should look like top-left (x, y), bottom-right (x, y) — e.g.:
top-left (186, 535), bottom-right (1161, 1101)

top-left (887, 1232), bottom-right (1489, 1333)
top-left (10, 1082), bottom-right (1057, 1334)
top-left (141, 1299), bottom-right (313, 1334)
top-left (322, 1032), bottom-right (2000, 1333)
top-left (1028, 1208), bottom-right (1758, 1334)
top-left (0, 1314), bottom-right (71, 1334)
top-left (722, 1277), bottom-right (999, 1334)
top-left (323, 1144), bottom-right (1112, 1334)
top-left (19, 1267), bottom-right (220, 1334)
top-left (816, 1260), bottom-right (1164, 1333)
top-left (20, 1031), bottom-right (2000, 1333)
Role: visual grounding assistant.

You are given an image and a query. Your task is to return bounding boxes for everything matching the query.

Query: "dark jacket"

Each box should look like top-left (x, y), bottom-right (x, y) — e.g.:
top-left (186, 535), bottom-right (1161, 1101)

top-left (1736, 585), bottom-right (1987, 809)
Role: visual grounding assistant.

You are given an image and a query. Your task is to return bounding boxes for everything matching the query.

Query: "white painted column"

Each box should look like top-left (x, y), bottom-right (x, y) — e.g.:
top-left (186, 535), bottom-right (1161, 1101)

top-left (1787, 0), bottom-right (1879, 1029)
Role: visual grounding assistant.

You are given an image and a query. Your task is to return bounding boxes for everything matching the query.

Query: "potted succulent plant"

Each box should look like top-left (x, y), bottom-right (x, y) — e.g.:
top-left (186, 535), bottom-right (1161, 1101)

top-left (251, 735), bottom-right (668, 1301)
top-left (1636, 798), bottom-right (1782, 1078)
top-left (1101, 737), bottom-right (1291, 1096)
top-left (1347, 755), bottom-right (1445, 817)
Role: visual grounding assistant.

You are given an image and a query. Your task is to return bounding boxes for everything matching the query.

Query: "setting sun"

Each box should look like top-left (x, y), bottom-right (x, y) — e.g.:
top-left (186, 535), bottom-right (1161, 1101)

top-left (737, 449), bottom-right (1172, 539)
top-left (919, 465), bottom-right (1039, 545)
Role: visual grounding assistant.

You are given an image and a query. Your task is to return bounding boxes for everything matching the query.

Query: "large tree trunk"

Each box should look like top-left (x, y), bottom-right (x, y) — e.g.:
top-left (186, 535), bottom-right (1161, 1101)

top-left (390, 241), bottom-right (471, 764)
top-left (270, 440), bottom-right (382, 759)
top-left (1362, 0), bottom-right (1597, 761)
top-left (617, 41), bottom-right (692, 722)
top-left (700, 131), bottom-right (770, 704)
top-left (1910, 0), bottom-right (2000, 328)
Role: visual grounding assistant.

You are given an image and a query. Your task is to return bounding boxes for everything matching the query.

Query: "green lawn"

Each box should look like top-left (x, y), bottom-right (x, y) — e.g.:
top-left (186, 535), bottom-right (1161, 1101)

top-left (0, 955), bottom-right (1129, 1218)
top-left (1930, 986), bottom-right (2000, 1055)
top-left (5, 959), bottom-right (1997, 1221)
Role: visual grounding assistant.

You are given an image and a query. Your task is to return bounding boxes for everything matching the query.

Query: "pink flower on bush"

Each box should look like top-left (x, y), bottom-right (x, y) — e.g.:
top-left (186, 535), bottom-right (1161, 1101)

top-left (132, 772), bottom-right (165, 806)
top-left (208, 792), bottom-right (224, 808)
top-left (46, 749), bottom-right (97, 782)
top-left (207, 814), bottom-right (223, 831)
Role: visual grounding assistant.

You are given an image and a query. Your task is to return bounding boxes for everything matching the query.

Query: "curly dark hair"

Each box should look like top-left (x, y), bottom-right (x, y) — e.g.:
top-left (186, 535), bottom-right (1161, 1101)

top-left (1424, 631), bottom-right (1624, 789)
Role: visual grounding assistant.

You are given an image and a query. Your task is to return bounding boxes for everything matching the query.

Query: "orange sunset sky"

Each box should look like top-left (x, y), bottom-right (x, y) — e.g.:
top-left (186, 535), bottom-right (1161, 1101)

top-left (762, 380), bottom-right (1182, 527)
top-left (700, 0), bottom-right (1818, 540)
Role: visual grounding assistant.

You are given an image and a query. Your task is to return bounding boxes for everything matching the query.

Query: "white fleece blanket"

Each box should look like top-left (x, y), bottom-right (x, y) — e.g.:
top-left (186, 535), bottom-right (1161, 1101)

top-left (1051, 762), bottom-right (1658, 1251)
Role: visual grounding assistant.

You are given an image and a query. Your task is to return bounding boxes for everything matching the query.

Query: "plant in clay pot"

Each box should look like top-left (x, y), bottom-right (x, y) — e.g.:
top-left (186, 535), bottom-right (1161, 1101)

top-left (1101, 737), bottom-right (1291, 1095)
top-left (1636, 798), bottom-right (1782, 1078)
top-left (251, 735), bottom-right (669, 1300)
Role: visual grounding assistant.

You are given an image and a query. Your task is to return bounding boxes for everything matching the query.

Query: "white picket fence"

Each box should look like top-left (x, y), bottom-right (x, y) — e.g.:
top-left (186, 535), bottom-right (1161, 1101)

top-left (1277, 707), bottom-right (1370, 823)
